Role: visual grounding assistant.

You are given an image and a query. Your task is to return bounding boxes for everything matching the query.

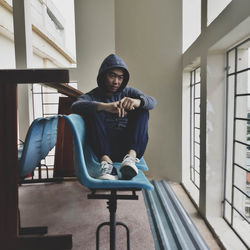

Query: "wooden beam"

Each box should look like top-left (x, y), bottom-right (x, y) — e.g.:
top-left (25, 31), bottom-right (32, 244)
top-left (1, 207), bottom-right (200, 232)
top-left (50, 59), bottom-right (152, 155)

top-left (17, 234), bottom-right (72, 250)
top-left (44, 83), bottom-right (83, 98)
top-left (0, 84), bottom-right (18, 249)
top-left (54, 97), bottom-right (76, 177)
top-left (0, 69), bottom-right (69, 84)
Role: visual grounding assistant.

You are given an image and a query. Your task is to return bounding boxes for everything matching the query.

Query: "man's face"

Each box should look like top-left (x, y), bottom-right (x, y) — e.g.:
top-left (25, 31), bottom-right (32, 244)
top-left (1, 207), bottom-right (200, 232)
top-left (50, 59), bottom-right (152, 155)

top-left (105, 68), bottom-right (124, 94)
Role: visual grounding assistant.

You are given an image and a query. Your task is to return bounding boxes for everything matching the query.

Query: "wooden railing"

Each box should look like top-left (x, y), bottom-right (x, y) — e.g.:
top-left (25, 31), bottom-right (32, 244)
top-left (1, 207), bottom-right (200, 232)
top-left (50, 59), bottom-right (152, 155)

top-left (44, 82), bottom-right (83, 98)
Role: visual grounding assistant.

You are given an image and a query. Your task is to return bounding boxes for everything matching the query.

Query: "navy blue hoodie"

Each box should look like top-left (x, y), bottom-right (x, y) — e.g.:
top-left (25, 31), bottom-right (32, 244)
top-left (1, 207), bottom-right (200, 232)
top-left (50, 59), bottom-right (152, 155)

top-left (72, 54), bottom-right (157, 129)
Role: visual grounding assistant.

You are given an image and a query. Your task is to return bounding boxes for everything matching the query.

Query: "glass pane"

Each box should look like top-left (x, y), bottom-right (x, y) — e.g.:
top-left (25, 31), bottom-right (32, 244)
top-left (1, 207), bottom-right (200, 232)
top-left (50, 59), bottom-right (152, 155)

top-left (183, 0), bottom-right (201, 52)
top-left (195, 128), bottom-right (200, 143)
top-left (236, 95), bottom-right (249, 119)
top-left (237, 40), bottom-right (250, 72)
top-left (194, 99), bottom-right (200, 113)
top-left (224, 201), bottom-right (232, 223)
top-left (33, 94), bottom-right (43, 118)
top-left (49, 147), bottom-right (55, 155)
top-left (228, 50), bottom-right (235, 75)
top-left (42, 85), bottom-right (57, 93)
top-left (234, 165), bottom-right (248, 193)
top-left (194, 143), bottom-right (200, 156)
top-left (233, 188), bottom-right (248, 220)
top-left (43, 93), bottom-right (60, 103)
top-left (43, 104), bottom-right (59, 114)
top-left (194, 84), bottom-right (200, 98)
top-left (207, 0), bottom-right (231, 25)
top-left (233, 209), bottom-right (250, 247)
top-left (236, 71), bottom-right (249, 95)
top-left (227, 76), bottom-right (235, 120)
top-left (225, 155), bottom-right (233, 202)
top-left (45, 155), bottom-right (55, 166)
top-left (195, 68), bottom-right (200, 83)
top-left (194, 171), bottom-right (200, 187)
top-left (191, 167), bottom-right (195, 181)
top-left (194, 155), bottom-right (200, 168)
top-left (225, 77), bottom-right (234, 203)
top-left (32, 84), bottom-right (42, 93)
top-left (235, 120), bottom-right (249, 146)
top-left (235, 142), bottom-right (248, 170)
top-left (194, 113), bottom-right (200, 127)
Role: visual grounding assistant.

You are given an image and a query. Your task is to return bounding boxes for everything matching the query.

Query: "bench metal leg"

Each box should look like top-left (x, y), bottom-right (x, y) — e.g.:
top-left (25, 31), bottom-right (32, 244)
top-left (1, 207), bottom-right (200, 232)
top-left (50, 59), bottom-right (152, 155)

top-left (89, 189), bottom-right (139, 250)
top-left (109, 192), bottom-right (117, 250)
top-left (96, 190), bottom-right (130, 250)
top-left (96, 222), bottom-right (130, 250)
top-left (17, 234), bottom-right (72, 250)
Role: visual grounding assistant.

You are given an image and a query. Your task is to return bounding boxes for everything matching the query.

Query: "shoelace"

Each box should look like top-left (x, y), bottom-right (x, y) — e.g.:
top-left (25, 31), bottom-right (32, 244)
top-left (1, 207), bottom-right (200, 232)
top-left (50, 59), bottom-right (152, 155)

top-left (124, 154), bottom-right (140, 163)
top-left (101, 162), bottom-right (113, 174)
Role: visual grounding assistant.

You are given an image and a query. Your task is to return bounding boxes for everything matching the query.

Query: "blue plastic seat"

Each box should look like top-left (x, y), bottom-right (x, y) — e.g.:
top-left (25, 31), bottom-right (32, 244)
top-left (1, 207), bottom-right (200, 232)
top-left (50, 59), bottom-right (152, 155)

top-left (63, 114), bottom-right (153, 190)
top-left (18, 115), bottom-right (72, 248)
top-left (18, 116), bottom-right (59, 178)
top-left (64, 114), bottom-right (153, 250)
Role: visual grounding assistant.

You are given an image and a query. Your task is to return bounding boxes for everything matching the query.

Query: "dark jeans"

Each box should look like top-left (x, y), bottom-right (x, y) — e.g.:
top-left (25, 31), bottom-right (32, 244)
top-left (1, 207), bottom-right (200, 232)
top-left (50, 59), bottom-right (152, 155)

top-left (85, 109), bottom-right (149, 162)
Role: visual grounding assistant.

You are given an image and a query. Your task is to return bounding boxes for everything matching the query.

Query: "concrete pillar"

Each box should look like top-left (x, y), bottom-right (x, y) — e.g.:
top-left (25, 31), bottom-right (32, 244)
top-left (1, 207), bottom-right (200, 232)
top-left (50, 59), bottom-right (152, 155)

top-left (13, 0), bottom-right (33, 140)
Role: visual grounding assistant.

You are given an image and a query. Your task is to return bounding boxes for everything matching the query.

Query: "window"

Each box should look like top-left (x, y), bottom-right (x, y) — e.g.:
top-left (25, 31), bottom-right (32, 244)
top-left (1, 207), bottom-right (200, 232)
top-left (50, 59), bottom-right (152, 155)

top-left (190, 67), bottom-right (201, 190)
top-left (182, 0), bottom-right (201, 52)
top-left (224, 38), bottom-right (250, 248)
top-left (207, 0), bottom-right (231, 25)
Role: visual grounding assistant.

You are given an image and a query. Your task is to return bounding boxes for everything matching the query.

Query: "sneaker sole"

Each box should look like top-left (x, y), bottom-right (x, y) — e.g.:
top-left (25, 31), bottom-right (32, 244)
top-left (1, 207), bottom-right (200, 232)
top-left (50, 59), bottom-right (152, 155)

top-left (97, 174), bottom-right (118, 180)
top-left (120, 165), bottom-right (138, 180)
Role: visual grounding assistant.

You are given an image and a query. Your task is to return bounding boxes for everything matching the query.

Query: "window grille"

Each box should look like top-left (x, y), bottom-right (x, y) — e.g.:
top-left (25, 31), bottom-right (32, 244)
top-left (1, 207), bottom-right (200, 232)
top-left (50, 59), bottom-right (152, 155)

top-left (224, 38), bottom-right (250, 249)
top-left (190, 67), bottom-right (201, 190)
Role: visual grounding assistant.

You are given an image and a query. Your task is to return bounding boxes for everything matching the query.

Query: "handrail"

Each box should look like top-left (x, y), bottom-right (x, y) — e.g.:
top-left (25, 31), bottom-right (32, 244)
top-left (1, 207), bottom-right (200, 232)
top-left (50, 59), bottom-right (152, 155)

top-left (44, 83), bottom-right (83, 98)
top-left (0, 69), bottom-right (69, 84)
top-left (0, 69), bottom-right (84, 98)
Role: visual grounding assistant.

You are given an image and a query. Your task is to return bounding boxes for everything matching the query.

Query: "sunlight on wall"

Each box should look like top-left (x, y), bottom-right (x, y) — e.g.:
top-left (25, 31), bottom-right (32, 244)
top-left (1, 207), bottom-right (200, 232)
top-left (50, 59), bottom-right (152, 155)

top-left (207, 0), bottom-right (232, 25)
top-left (182, 0), bottom-right (201, 52)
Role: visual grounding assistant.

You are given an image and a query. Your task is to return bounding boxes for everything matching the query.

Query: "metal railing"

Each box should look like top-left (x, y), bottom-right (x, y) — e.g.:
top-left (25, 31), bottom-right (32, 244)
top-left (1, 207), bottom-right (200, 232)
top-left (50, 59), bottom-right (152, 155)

top-left (20, 82), bottom-right (81, 184)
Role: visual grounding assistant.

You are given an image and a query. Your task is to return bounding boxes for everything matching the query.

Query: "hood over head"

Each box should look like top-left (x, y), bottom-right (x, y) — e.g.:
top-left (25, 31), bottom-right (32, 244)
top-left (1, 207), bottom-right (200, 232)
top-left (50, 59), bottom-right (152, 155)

top-left (97, 54), bottom-right (130, 92)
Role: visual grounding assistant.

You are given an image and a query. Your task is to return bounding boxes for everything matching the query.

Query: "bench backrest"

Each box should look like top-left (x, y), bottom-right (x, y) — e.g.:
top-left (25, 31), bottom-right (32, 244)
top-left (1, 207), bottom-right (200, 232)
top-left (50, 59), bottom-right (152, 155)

top-left (64, 114), bottom-right (154, 190)
top-left (19, 116), bottom-right (59, 177)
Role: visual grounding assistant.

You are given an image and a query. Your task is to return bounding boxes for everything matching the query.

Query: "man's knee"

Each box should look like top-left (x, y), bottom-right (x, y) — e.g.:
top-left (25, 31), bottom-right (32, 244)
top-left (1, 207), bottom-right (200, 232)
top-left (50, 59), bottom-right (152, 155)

top-left (129, 109), bottom-right (149, 120)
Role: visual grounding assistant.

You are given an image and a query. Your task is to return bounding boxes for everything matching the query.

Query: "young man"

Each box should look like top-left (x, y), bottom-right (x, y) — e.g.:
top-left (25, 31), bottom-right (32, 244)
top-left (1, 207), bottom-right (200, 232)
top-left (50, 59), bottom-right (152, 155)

top-left (72, 54), bottom-right (157, 180)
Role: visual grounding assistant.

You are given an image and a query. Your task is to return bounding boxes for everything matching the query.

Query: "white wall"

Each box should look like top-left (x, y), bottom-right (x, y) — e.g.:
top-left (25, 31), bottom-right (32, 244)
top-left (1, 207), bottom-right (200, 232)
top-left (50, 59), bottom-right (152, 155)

top-left (51, 0), bottom-right (76, 58)
top-left (0, 34), bottom-right (15, 68)
top-left (183, 0), bottom-right (201, 52)
top-left (73, 0), bottom-right (115, 91)
top-left (115, 0), bottom-right (183, 181)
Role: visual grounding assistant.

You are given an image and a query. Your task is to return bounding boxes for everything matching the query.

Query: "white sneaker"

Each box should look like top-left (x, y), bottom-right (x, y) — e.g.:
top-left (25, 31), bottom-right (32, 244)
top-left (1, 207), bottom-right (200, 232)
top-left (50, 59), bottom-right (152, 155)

top-left (120, 154), bottom-right (139, 180)
top-left (96, 161), bottom-right (118, 180)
